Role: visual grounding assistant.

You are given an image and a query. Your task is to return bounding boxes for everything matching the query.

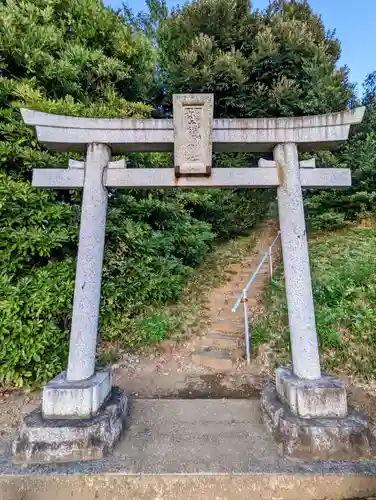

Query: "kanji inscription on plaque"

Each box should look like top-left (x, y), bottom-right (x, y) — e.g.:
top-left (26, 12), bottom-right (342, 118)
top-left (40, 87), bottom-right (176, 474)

top-left (173, 94), bottom-right (214, 176)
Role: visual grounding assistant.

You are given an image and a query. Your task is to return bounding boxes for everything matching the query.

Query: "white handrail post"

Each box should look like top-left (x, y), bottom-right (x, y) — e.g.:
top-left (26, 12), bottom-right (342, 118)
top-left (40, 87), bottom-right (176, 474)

top-left (243, 289), bottom-right (251, 365)
top-left (233, 232), bottom-right (281, 364)
top-left (268, 246), bottom-right (273, 280)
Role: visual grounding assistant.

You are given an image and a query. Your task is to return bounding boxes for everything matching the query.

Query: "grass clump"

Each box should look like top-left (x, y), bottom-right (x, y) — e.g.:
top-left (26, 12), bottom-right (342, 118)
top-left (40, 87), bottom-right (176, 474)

top-left (253, 228), bottom-right (376, 380)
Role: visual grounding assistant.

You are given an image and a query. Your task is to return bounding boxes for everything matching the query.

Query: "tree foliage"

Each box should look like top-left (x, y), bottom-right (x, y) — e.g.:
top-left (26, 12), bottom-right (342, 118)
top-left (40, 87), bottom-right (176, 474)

top-left (148, 0), bottom-right (368, 231)
top-left (148, 0), bottom-right (375, 230)
top-left (155, 0), bottom-right (353, 117)
top-left (1, 0), bottom-right (374, 387)
top-left (305, 74), bottom-right (376, 229)
top-left (0, 0), bottom-right (157, 386)
top-left (0, 0), bottom-right (265, 387)
top-left (0, 0), bottom-right (154, 101)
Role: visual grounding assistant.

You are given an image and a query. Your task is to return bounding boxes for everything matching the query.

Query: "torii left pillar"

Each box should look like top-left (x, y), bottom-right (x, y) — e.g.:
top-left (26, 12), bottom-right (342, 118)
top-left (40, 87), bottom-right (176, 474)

top-left (12, 144), bottom-right (129, 464)
top-left (41, 144), bottom-right (115, 419)
top-left (66, 144), bottom-right (110, 384)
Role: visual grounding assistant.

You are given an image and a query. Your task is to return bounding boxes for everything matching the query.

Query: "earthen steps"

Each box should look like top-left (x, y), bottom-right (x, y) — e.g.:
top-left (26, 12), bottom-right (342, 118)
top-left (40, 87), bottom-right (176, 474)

top-left (191, 348), bottom-right (244, 371)
top-left (201, 332), bottom-right (240, 350)
top-left (191, 224), bottom-right (281, 371)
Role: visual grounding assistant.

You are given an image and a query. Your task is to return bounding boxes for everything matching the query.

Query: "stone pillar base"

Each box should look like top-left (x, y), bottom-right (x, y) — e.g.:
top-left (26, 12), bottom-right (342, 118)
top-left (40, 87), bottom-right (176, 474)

top-left (261, 380), bottom-right (375, 460)
top-left (12, 387), bottom-right (127, 464)
top-left (275, 367), bottom-right (347, 418)
top-left (42, 370), bottom-right (112, 419)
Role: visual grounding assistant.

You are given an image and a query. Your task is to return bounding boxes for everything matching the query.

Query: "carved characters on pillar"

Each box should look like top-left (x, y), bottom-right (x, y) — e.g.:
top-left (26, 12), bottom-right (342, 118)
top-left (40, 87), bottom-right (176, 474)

top-left (173, 94), bottom-right (214, 177)
top-left (183, 106), bottom-right (203, 163)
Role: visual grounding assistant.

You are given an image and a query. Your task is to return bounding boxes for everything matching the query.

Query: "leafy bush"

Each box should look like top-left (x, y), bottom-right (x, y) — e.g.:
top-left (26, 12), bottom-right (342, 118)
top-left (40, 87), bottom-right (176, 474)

top-left (136, 312), bottom-right (176, 344)
top-left (1, 0), bottom-right (367, 388)
top-left (0, 79), bottom-right (265, 386)
top-left (0, 171), bottom-right (78, 386)
top-left (0, 0), bottom-right (220, 387)
top-left (0, 261), bottom-right (74, 387)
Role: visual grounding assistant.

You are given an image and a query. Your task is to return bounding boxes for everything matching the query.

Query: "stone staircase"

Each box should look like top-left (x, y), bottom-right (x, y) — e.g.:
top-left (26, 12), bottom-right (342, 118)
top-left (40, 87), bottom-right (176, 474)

top-left (191, 231), bottom-right (277, 371)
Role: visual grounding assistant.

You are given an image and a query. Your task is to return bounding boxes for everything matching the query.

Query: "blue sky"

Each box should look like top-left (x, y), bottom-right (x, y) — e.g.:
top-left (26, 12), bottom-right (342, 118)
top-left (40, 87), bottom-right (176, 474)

top-left (106, 0), bottom-right (376, 94)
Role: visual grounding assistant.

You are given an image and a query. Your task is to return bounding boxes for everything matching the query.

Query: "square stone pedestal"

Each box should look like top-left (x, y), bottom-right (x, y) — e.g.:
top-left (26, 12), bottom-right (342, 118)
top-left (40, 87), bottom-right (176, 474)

top-left (42, 370), bottom-right (112, 418)
top-left (261, 368), bottom-right (375, 459)
top-left (275, 367), bottom-right (347, 418)
top-left (12, 387), bottom-right (127, 464)
top-left (13, 369), bottom-right (127, 464)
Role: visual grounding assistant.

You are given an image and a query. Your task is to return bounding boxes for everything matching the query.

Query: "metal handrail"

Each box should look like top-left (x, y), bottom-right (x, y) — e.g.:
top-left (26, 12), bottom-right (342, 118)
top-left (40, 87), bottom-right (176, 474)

top-left (232, 231), bottom-right (281, 365)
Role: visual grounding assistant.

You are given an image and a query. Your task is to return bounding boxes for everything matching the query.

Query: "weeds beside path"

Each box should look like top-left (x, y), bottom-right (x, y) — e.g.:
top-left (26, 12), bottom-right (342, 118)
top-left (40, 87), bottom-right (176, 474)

top-left (253, 226), bottom-right (376, 426)
top-left (254, 227), bottom-right (376, 379)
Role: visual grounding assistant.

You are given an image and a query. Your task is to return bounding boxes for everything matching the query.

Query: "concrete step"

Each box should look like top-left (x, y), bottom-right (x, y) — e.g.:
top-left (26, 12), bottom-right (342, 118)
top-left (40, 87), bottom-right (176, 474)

top-left (201, 333), bottom-right (240, 350)
top-left (2, 399), bottom-right (376, 500)
top-left (191, 348), bottom-right (234, 371)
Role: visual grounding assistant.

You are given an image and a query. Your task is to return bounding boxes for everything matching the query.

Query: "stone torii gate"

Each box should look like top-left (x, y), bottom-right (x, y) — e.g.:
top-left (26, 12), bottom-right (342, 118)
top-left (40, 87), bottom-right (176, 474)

top-left (13, 95), bottom-right (372, 463)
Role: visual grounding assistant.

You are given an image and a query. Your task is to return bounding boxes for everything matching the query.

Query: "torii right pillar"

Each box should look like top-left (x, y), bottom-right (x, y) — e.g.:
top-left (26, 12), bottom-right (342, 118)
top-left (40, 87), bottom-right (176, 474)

top-left (275, 144), bottom-right (321, 380)
top-left (262, 138), bottom-right (376, 459)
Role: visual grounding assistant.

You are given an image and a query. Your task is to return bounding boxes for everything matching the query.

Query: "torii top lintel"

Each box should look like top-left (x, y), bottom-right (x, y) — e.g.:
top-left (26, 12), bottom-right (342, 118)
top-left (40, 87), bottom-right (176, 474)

top-left (20, 97), bottom-right (365, 155)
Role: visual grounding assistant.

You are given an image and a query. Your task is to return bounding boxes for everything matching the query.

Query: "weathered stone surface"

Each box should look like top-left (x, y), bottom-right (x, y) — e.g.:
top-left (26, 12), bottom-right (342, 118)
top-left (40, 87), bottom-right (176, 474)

top-left (3, 400), bottom-right (376, 500)
top-left (42, 370), bottom-right (111, 419)
top-left (173, 94), bottom-right (214, 176)
top-left (33, 165), bottom-right (352, 190)
top-left (105, 166), bottom-right (280, 188)
top-left (300, 167), bottom-right (351, 188)
top-left (261, 383), bottom-right (375, 460)
top-left (20, 106), bottom-right (365, 154)
top-left (12, 388), bottom-right (127, 464)
top-left (259, 157), bottom-right (350, 189)
top-left (66, 143), bottom-right (111, 383)
top-left (2, 474), bottom-right (376, 500)
top-left (276, 367), bottom-right (347, 418)
top-left (274, 143), bottom-right (321, 380)
top-left (259, 157), bottom-right (317, 169)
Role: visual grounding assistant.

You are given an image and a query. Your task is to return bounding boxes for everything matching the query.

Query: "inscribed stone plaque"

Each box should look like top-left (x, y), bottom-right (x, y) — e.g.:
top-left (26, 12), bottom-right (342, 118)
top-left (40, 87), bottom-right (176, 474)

top-left (173, 94), bottom-right (214, 176)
